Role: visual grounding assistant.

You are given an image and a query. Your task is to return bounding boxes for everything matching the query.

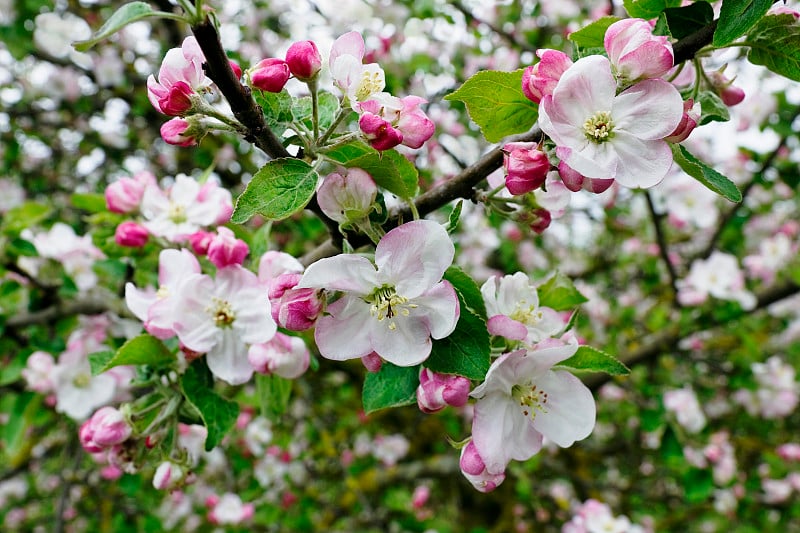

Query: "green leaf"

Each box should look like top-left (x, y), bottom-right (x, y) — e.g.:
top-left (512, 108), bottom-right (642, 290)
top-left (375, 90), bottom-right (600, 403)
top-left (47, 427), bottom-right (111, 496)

top-left (446, 200), bottom-right (463, 234)
top-left (6, 238), bottom-right (37, 258)
top-left (444, 70), bottom-right (538, 143)
top-left (683, 468), bottom-right (715, 503)
top-left (568, 17), bottom-right (621, 48)
top-left (443, 265), bottom-right (487, 321)
top-left (325, 141), bottom-right (419, 200)
top-left (663, 2), bottom-right (714, 40)
top-left (231, 158), bottom-right (318, 223)
top-left (538, 272), bottom-right (589, 311)
top-left (73, 2), bottom-right (182, 52)
top-left (426, 305), bottom-right (490, 380)
top-left (292, 91), bottom-right (340, 132)
top-left (253, 89), bottom-right (294, 137)
top-left (1, 202), bottom-right (51, 235)
top-left (255, 373), bottom-right (293, 420)
top-left (558, 345), bottom-right (630, 376)
top-left (623, 0), bottom-right (682, 19)
top-left (362, 362), bottom-right (420, 413)
top-left (70, 192), bottom-right (108, 213)
top-left (713, 0), bottom-right (774, 46)
top-left (671, 144), bottom-right (742, 202)
top-left (88, 334), bottom-right (175, 375)
top-left (746, 14), bottom-right (800, 82)
top-left (180, 360), bottom-right (240, 451)
top-left (695, 91), bottom-right (730, 125)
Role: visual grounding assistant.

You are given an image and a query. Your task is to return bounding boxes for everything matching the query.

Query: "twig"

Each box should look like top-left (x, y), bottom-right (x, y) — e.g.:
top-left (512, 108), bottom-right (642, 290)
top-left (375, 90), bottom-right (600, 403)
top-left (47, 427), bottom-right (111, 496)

top-left (645, 191), bottom-right (680, 300)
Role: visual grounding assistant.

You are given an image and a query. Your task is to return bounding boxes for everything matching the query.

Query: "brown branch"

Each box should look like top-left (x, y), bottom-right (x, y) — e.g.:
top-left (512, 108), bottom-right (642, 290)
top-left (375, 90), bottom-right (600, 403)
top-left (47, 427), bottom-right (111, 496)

top-left (645, 191), bottom-right (680, 300)
top-left (191, 17), bottom-right (291, 160)
top-left (672, 19), bottom-right (718, 65)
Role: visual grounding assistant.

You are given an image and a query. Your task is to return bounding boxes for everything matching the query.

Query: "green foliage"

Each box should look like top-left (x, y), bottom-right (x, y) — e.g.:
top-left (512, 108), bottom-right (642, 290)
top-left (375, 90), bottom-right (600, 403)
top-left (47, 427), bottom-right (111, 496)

top-left (567, 17), bottom-right (621, 48)
top-left (661, 2), bottom-right (714, 40)
top-left (713, 0), bottom-right (774, 46)
top-left (746, 14), bottom-right (800, 82)
top-left (559, 346), bottom-right (630, 376)
top-left (253, 89), bottom-right (294, 138)
top-left (427, 305), bottom-right (490, 380)
top-left (622, 0), bottom-right (682, 20)
top-left (88, 334), bottom-right (175, 375)
top-left (0, 202), bottom-right (51, 236)
top-left (362, 362), bottom-right (420, 413)
top-left (325, 141), bottom-right (420, 200)
top-left (443, 266), bottom-right (487, 320)
top-left (74, 2), bottom-right (184, 52)
top-left (180, 360), bottom-right (240, 451)
top-left (696, 91), bottom-right (731, 125)
top-left (232, 158), bottom-right (319, 223)
top-left (292, 91), bottom-right (340, 132)
top-left (255, 373), bottom-right (293, 421)
top-left (71, 192), bottom-right (110, 214)
top-left (444, 70), bottom-right (538, 143)
top-left (538, 272), bottom-right (589, 311)
top-left (671, 144), bottom-right (742, 203)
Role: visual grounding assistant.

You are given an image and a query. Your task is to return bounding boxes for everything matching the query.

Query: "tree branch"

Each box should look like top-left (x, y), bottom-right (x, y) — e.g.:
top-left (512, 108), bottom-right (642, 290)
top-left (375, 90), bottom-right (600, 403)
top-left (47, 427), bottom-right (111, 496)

top-left (645, 191), bottom-right (680, 300)
top-left (672, 19), bottom-right (718, 65)
top-left (191, 18), bottom-right (291, 160)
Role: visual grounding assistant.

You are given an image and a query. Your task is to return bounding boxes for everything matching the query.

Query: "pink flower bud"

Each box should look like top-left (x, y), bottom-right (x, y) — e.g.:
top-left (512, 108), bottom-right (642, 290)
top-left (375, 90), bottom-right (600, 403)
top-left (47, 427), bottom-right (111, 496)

top-left (604, 18), bottom-right (674, 81)
top-left (710, 70), bottom-right (745, 106)
top-left (558, 161), bottom-right (613, 194)
top-left (248, 332), bottom-right (310, 379)
top-left (460, 441), bottom-right (505, 493)
top-left (317, 168), bottom-right (378, 223)
top-left (665, 98), bottom-right (700, 143)
top-left (362, 352), bottom-right (383, 372)
top-left (529, 208), bottom-right (551, 234)
top-left (229, 60), bottom-right (242, 80)
top-left (412, 485), bottom-right (430, 509)
top-left (285, 40), bottom-right (322, 81)
top-left (153, 461), bottom-right (184, 490)
top-left (503, 142), bottom-right (550, 195)
top-left (416, 367), bottom-right (471, 413)
top-left (161, 118), bottom-right (199, 147)
top-left (395, 96), bottom-right (435, 149)
top-left (268, 273), bottom-right (323, 331)
top-left (189, 230), bottom-right (215, 255)
top-left (115, 221), bottom-right (149, 247)
top-left (207, 227), bottom-right (249, 268)
top-left (359, 112), bottom-right (403, 151)
top-left (157, 80), bottom-right (194, 116)
top-left (79, 407), bottom-right (132, 453)
top-left (521, 49), bottom-right (572, 104)
top-left (777, 443), bottom-right (800, 461)
top-left (249, 58), bottom-right (291, 92)
top-left (105, 174), bottom-right (152, 213)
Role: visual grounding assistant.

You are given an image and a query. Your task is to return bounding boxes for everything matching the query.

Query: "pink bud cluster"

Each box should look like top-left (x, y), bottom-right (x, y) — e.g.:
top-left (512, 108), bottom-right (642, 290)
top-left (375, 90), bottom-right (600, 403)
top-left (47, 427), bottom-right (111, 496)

top-left (79, 406), bottom-right (132, 453)
top-left (416, 368), bottom-right (471, 413)
top-left (249, 39), bottom-right (322, 93)
top-left (358, 94), bottom-right (435, 151)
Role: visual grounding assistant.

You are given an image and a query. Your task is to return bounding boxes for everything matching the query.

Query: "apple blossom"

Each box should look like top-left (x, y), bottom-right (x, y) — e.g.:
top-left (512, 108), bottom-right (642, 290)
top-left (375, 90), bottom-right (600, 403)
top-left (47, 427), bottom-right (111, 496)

top-left (677, 251), bottom-right (756, 310)
top-left (469, 338), bottom-right (596, 475)
top-left (105, 171), bottom-right (157, 213)
top-left (285, 40), bottom-right (322, 81)
top-left (249, 58), bottom-right (291, 93)
top-left (172, 266), bottom-right (277, 385)
top-left (664, 98), bottom-right (701, 143)
top-left (480, 272), bottom-right (563, 344)
top-left (538, 55), bottom-right (684, 188)
top-left (248, 332), bottom-right (311, 379)
top-left (160, 117), bottom-right (201, 147)
top-left (79, 407), bottom-right (132, 453)
top-left (267, 273), bottom-right (323, 331)
top-left (21, 351), bottom-right (55, 393)
top-left (115, 221), bottom-right (149, 247)
top-left (663, 386), bottom-right (707, 434)
top-left (557, 161), bottom-right (615, 193)
top-left (207, 493), bottom-right (255, 525)
top-left (358, 93), bottom-right (435, 150)
top-left (147, 36), bottom-right (211, 115)
top-left (604, 18), bottom-right (674, 83)
top-left (317, 167), bottom-right (378, 223)
top-left (206, 227), bottom-right (249, 268)
top-left (502, 142), bottom-right (550, 195)
top-left (459, 440), bottom-right (506, 493)
top-left (329, 31), bottom-right (386, 106)
top-left (521, 49), bottom-right (572, 104)
top-left (416, 367), bottom-right (471, 413)
top-left (153, 461), bottom-right (184, 490)
top-left (297, 219), bottom-right (459, 367)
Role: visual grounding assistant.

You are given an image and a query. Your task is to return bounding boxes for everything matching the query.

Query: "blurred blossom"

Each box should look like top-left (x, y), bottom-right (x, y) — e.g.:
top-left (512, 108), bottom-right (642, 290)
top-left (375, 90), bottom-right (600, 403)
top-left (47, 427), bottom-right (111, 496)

top-left (663, 386), bottom-right (707, 434)
top-left (33, 12), bottom-right (92, 68)
top-left (677, 251), bottom-right (755, 310)
top-left (734, 356), bottom-right (800, 419)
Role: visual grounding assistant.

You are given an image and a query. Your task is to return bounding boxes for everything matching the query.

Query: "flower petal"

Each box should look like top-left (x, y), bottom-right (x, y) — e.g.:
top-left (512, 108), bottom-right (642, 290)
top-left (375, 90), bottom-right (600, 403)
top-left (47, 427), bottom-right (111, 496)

top-left (206, 329), bottom-right (254, 385)
top-left (370, 313), bottom-right (432, 366)
top-left (609, 133), bottom-right (673, 188)
top-left (547, 55), bottom-right (616, 134)
top-left (487, 315), bottom-right (528, 341)
top-left (413, 280), bottom-right (460, 340)
top-left (298, 254), bottom-right (378, 294)
top-left (375, 219), bottom-right (454, 298)
top-left (314, 295), bottom-right (374, 360)
top-left (613, 79), bottom-right (683, 140)
top-left (472, 392), bottom-right (543, 474)
top-left (531, 370), bottom-right (596, 447)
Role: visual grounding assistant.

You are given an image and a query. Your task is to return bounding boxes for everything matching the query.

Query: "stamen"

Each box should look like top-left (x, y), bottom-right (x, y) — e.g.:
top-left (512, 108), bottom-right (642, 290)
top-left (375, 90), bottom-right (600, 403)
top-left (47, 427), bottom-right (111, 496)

top-left (365, 285), bottom-right (416, 331)
top-left (168, 202), bottom-right (188, 224)
top-left (583, 111), bottom-right (615, 143)
top-left (206, 297), bottom-right (236, 328)
top-left (512, 383), bottom-right (549, 420)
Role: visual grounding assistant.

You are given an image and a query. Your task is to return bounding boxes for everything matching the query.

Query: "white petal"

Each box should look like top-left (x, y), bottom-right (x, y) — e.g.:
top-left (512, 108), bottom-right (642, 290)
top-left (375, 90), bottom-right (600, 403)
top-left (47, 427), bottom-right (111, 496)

top-left (125, 283), bottom-right (155, 322)
top-left (413, 280), bottom-right (460, 340)
top-left (531, 370), bottom-right (596, 447)
top-left (172, 275), bottom-right (220, 352)
top-left (548, 55), bottom-right (616, 133)
top-left (613, 79), bottom-right (684, 140)
top-left (370, 312), bottom-right (432, 366)
top-left (375, 220), bottom-right (453, 299)
top-left (206, 330), bottom-right (254, 385)
top-left (297, 255), bottom-right (378, 294)
top-left (611, 133), bottom-right (673, 188)
top-left (314, 295), bottom-right (374, 360)
top-left (472, 392), bottom-right (543, 474)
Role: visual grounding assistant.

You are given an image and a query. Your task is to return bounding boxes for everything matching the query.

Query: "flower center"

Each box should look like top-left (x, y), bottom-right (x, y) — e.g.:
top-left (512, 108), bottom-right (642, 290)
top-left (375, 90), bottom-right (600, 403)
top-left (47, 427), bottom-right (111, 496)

top-left (355, 67), bottom-right (385, 102)
top-left (583, 111), bottom-right (615, 143)
top-left (73, 372), bottom-right (91, 388)
top-left (207, 297), bottom-right (236, 328)
top-left (364, 285), bottom-right (416, 331)
top-left (168, 202), bottom-right (187, 224)
top-left (509, 303), bottom-right (544, 328)
top-left (511, 383), bottom-right (549, 420)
